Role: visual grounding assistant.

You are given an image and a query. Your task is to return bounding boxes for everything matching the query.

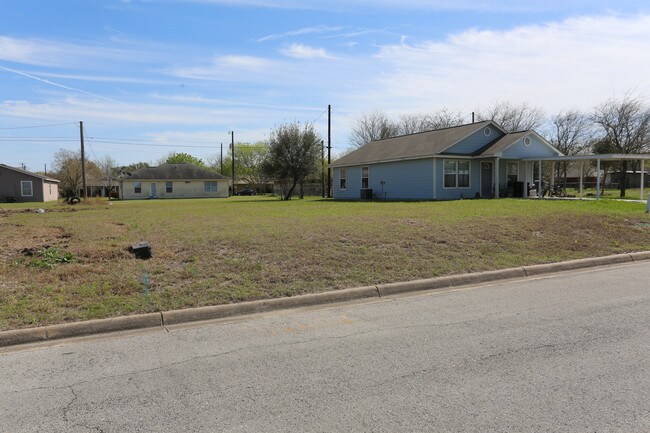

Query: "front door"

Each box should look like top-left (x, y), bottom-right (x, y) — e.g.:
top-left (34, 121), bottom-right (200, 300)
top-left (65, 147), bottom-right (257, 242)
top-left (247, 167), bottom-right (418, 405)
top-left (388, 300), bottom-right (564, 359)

top-left (481, 162), bottom-right (493, 198)
top-left (150, 183), bottom-right (157, 197)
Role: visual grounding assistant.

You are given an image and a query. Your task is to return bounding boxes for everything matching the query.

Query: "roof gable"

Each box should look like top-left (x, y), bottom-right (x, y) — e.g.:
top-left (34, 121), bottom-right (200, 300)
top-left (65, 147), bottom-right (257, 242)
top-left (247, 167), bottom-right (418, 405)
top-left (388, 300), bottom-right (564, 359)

top-left (479, 131), bottom-right (563, 158)
top-left (123, 163), bottom-right (228, 180)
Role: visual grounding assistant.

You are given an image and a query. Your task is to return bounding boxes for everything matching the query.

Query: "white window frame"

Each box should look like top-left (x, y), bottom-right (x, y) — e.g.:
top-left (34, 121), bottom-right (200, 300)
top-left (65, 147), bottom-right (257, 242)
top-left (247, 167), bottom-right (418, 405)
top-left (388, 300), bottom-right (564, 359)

top-left (21, 181), bottom-right (33, 197)
top-left (339, 168), bottom-right (347, 190)
top-left (361, 166), bottom-right (369, 189)
top-left (134, 182), bottom-right (142, 194)
top-left (506, 161), bottom-right (519, 181)
top-left (165, 181), bottom-right (173, 193)
top-left (443, 160), bottom-right (471, 189)
top-left (204, 181), bottom-right (217, 193)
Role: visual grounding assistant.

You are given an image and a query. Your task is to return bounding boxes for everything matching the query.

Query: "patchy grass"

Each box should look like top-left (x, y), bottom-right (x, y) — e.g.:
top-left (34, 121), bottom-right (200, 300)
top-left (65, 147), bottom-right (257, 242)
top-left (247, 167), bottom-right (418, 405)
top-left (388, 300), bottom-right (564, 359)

top-left (1, 197), bottom-right (649, 330)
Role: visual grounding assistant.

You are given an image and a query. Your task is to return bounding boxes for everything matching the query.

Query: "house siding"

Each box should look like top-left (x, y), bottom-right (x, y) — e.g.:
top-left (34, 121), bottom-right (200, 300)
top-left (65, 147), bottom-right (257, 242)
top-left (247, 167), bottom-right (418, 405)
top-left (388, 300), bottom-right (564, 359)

top-left (442, 126), bottom-right (506, 155)
top-left (0, 166), bottom-right (59, 202)
top-left (120, 179), bottom-right (229, 199)
top-left (334, 159), bottom-right (434, 200)
top-left (501, 136), bottom-right (559, 159)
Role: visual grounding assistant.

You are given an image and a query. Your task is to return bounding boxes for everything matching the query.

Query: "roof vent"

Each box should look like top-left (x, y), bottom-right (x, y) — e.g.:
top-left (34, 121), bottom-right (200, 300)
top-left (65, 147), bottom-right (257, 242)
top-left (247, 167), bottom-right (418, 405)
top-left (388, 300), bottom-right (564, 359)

top-left (523, 136), bottom-right (531, 146)
top-left (483, 127), bottom-right (492, 136)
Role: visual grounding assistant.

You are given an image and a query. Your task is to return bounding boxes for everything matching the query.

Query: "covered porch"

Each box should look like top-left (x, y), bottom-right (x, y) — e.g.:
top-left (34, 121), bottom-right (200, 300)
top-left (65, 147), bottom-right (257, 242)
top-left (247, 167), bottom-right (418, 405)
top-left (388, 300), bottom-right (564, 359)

top-left (509, 154), bottom-right (650, 201)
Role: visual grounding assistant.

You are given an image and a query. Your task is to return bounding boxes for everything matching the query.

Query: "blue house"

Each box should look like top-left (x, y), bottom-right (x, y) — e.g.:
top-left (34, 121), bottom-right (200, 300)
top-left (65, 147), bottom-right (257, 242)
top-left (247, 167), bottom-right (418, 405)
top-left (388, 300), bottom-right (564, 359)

top-left (330, 121), bottom-right (562, 200)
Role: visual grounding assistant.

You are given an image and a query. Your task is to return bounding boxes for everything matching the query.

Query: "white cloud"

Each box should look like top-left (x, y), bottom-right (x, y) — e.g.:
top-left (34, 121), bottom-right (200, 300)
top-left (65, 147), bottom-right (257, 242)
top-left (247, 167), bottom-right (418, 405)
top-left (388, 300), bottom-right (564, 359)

top-left (257, 25), bottom-right (342, 42)
top-left (353, 13), bottom-right (650, 114)
top-left (280, 43), bottom-right (333, 59)
top-left (0, 36), bottom-right (149, 68)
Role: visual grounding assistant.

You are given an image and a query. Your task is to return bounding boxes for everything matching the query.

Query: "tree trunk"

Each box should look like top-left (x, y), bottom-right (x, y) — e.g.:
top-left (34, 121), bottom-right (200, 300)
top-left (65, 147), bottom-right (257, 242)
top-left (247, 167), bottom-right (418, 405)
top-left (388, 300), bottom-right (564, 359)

top-left (284, 180), bottom-right (297, 200)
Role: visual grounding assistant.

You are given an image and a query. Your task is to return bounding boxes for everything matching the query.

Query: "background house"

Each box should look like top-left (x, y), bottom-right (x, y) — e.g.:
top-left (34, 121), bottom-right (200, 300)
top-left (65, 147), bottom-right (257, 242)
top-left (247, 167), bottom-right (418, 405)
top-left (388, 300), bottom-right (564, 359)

top-left (330, 121), bottom-right (562, 200)
top-left (119, 163), bottom-right (229, 199)
top-left (0, 164), bottom-right (60, 203)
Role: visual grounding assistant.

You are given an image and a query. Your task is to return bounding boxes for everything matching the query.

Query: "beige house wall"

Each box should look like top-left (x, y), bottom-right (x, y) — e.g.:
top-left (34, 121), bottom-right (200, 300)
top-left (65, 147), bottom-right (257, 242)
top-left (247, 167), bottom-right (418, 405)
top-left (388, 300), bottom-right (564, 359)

top-left (120, 179), bottom-right (229, 199)
top-left (42, 181), bottom-right (59, 201)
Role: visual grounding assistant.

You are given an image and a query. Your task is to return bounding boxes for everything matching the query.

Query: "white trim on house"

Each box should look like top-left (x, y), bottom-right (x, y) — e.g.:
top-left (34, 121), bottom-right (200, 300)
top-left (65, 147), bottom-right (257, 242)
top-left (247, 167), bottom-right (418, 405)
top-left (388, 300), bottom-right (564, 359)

top-left (438, 121), bottom-right (508, 154)
top-left (20, 180), bottom-right (33, 197)
top-left (339, 167), bottom-right (347, 190)
top-left (442, 159), bottom-right (471, 190)
top-left (361, 166), bottom-right (369, 189)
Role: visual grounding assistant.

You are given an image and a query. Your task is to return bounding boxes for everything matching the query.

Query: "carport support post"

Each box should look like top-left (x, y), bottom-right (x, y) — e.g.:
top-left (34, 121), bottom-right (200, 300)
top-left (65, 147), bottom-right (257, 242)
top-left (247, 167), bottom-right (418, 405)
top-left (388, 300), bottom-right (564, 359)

top-left (537, 160), bottom-right (542, 199)
top-left (579, 161), bottom-right (584, 200)
top-left (494, 157), bottom-right (500, 198)
top-left (596, 158), bottom-right (601, 200)
top-left (640, 159), bottom-right (645, 201)
top-left (550, 161), bottom-right (555, 189)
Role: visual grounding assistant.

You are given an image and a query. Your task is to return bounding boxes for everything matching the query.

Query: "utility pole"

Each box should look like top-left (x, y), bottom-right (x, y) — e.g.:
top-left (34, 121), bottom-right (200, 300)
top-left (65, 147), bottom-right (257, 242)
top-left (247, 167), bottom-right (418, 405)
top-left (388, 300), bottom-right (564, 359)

top-left (327, 104), bottom-right (332, 198)
top-left (220, 142), bottom-right (223, 175)
top-left (80, 121), bottom-right (87, 199)
top-left (321, 140), bottom-right (325, 198)
top-left (230, 131), bottom-right (235, 196)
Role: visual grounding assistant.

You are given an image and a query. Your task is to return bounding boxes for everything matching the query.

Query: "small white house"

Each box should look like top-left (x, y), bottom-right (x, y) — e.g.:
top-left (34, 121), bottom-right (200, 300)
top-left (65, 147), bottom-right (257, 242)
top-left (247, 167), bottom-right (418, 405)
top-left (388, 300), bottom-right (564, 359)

top-left (119, 163), bottom-right (229, 199)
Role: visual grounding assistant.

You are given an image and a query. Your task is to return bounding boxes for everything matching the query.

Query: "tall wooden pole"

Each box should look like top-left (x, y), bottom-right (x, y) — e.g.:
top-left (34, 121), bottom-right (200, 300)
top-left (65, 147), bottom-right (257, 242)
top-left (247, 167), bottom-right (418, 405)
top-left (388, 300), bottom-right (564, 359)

top-left (80, 121), bottom-right (87, 198)
top-left (231, 131), bottom-right (235, 196)
top-left (327, 104), bottom-right (331, 198)
top-left (220, 142), bottom-right (223, 175)
top-left (321, 140), bottom-right (325, 198)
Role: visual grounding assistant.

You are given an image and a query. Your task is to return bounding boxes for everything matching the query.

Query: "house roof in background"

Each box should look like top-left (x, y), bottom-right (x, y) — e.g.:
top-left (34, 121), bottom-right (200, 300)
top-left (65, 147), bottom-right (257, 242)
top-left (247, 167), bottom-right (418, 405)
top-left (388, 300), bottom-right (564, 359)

top-left (121, 163), bottom-right (228, 180)
top-left (331, 121), bottom-right (498, 167)
top-left (0, 164), bottom-right (60, 182)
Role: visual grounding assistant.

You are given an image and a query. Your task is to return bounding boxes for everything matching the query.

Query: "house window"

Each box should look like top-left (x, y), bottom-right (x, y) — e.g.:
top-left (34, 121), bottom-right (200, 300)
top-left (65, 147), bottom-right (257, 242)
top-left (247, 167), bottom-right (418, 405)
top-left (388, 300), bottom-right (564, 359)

top-left (339, 168), bottom-right (347, 190)
top-left (506, 162), bottom-right (519, 184)
top-left (166, 181), bottom-right (173, 193)
top-left (21, 181), bottom-right (33, 197)
top-left (523, 136), bottom-right (531, 146)
top-left (483, 127), bottom-right (492, 136)
top-left (204, 181), bottom-right (217, 192)
top-left (361, 166), bottom-right (369, 189)
top-left (443, 160), bottom-right (470, 188)
top-left (134, 182), bottom-right (142, 194)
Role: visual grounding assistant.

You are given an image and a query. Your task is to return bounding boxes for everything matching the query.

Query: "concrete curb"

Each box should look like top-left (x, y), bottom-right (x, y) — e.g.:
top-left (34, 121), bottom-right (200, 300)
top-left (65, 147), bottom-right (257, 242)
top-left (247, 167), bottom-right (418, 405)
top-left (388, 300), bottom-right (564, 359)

top-left (2, 252), bottom-right (648, 348)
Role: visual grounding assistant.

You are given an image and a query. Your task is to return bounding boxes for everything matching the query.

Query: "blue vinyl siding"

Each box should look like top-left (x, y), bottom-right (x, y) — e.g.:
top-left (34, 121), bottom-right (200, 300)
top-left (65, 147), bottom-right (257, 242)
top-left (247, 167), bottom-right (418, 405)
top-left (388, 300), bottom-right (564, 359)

top-left (502, 136), bottom-right (560, 159)
top-left (442, 125), bottom-right (505, 155)
top-left (334, 159), bottom-right (433, 200)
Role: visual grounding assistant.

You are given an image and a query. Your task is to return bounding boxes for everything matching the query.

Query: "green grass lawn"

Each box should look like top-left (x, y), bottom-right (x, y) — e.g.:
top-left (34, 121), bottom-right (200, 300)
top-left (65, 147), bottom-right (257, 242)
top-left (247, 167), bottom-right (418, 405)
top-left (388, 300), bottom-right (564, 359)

top-left (563, 187), bottom-right (649, 200)
top-left (1, 196), bottom-right (649, 330)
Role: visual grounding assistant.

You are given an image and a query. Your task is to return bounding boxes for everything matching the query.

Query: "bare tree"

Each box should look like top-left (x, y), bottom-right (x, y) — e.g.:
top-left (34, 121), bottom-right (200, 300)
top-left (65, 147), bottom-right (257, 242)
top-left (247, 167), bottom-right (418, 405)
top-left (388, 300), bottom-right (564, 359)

top-left (592, 93), bottom-right (650, 197)
top-left (349, 110), bottom-right (399, 148)
top-left (397, 109), bottom-right (464, 135)
top-left (475, 101), bottom-right (545, 132)
top-left (548, 110), bottom-right (593, 185)
top-left (52, 149), bottom-right (101, 198)
top-left (96, 155), bottom-right (119, 197)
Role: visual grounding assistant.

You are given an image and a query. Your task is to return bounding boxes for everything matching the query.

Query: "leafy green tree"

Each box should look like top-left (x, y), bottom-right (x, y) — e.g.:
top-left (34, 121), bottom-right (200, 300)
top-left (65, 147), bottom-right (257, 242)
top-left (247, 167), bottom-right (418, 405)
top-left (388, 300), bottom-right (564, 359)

top-left (263, 122), bottom-right (321, 200)
top-left (164, 152), bottom-right (206, 168)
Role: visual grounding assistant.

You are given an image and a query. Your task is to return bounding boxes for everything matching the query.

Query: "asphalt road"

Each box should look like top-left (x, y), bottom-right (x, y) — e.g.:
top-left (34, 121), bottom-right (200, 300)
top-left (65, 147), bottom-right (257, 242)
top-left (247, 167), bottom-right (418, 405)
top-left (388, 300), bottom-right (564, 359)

top-left (2, 262), bottom-right (649, 432)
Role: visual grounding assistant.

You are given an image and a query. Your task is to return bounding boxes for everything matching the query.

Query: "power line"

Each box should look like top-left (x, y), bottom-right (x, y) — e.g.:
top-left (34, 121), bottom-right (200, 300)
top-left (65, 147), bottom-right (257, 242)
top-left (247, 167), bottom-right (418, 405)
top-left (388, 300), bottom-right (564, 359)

top-left (0, 122), bottom-right (78, 130)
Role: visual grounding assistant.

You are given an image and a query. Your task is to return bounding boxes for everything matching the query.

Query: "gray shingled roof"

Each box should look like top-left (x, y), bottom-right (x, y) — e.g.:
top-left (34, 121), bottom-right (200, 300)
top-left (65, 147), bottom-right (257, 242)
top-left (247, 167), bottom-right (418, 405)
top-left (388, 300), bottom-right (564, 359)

top-left (123, 164), bottom-right (228, 180)
top-left (0, 164), bottom-right (60, 182)
top-left (330, 121), bottom-right (494, 167)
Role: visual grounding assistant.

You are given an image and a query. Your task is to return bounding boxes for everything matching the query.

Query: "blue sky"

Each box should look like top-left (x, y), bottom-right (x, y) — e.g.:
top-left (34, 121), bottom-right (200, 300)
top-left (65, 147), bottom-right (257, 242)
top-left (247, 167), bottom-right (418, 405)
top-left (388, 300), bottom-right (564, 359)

top-left (1, 0), bottom-right (649, 171)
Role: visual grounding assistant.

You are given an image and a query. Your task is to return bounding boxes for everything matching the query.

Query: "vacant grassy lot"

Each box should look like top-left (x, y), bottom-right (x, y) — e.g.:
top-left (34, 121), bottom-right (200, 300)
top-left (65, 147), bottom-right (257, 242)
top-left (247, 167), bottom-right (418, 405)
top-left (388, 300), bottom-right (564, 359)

top-left (1, 197), bottom-right (649, 330)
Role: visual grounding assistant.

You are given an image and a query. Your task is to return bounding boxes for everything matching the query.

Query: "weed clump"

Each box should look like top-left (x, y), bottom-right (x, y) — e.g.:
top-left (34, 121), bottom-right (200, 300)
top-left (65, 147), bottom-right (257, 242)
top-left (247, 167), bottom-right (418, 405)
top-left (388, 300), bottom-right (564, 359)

top-left (26, 247), bottom-right (76, 269)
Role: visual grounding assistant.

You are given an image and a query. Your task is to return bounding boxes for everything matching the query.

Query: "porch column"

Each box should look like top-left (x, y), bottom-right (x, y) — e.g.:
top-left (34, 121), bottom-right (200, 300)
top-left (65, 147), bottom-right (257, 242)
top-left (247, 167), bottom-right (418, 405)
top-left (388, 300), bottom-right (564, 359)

top-left (538, 160), bottom-right (542, 199)
top-left (550, 161), bottom-right (555, 188)
top-left (596, 158), bottom-right (601, 200)
top-left (579, 161), bottom-right (584, 200)
top-left (494, 157), bottom-right (500, 198)
top-left (523, 162), bottom-right (529, 198)
top-left (640, 159), bottom-right (645, 201)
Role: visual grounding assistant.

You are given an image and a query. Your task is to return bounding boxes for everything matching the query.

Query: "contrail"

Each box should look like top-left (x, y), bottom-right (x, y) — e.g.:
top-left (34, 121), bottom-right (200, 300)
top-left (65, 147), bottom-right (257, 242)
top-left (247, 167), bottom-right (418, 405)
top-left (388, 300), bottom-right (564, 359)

top-left (0, 65), bottom-right (127, 105)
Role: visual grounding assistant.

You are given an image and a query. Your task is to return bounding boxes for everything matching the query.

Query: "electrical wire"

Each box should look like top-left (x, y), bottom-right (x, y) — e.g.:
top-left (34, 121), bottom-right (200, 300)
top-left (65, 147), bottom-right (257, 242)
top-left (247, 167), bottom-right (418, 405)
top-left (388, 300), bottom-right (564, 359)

top-left (0, 122), bottom-right (78, 130)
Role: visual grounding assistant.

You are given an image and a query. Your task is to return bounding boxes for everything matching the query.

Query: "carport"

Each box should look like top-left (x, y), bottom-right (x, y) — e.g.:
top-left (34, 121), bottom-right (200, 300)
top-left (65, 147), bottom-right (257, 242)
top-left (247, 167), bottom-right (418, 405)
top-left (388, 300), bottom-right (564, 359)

top-left (520, 154), bottom-right (650, 200)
